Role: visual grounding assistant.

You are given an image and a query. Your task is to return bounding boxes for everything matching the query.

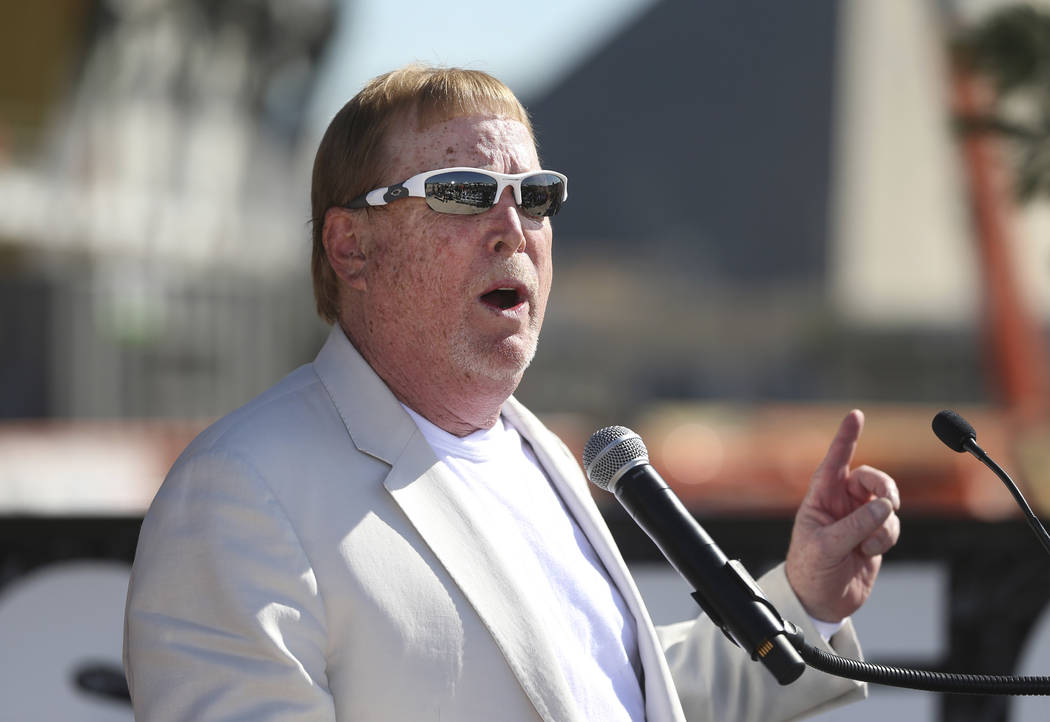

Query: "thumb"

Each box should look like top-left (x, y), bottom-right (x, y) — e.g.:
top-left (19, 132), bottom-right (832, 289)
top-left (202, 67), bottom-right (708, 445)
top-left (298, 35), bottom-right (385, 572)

top-left (824, 497), bottom-right (894, 552)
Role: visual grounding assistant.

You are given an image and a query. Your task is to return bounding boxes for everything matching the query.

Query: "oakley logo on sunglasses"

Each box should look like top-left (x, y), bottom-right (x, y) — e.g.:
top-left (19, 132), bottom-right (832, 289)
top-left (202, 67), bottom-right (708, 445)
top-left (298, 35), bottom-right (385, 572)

top-left (383, 184), bottom-right (408, 202)
top-left (346, 167), bottom-right (568, 218)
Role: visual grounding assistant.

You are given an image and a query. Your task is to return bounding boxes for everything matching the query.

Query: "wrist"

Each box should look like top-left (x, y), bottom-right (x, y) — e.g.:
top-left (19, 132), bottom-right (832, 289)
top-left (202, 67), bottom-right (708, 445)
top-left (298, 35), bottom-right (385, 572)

top-left (808, 615), bottom-right (846, 643)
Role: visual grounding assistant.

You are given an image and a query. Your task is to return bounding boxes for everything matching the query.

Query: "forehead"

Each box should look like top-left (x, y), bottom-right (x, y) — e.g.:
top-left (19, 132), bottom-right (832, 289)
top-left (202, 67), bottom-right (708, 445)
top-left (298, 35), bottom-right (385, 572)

top-left (383, 114), bottom-right (540, 179)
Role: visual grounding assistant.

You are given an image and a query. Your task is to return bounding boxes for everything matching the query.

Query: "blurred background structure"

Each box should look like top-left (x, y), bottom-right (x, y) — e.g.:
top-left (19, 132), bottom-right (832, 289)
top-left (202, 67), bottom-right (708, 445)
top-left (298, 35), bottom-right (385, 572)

top-left (1, 0), bottom-right (1050, 719)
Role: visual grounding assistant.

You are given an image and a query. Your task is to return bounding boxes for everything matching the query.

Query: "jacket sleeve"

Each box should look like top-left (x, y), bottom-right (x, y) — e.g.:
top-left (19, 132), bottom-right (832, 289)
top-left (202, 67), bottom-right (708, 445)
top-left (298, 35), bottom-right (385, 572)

top-left (123, 448), bottom-right (336, 722)
top-left (656, 563), bottom-right (867, 722)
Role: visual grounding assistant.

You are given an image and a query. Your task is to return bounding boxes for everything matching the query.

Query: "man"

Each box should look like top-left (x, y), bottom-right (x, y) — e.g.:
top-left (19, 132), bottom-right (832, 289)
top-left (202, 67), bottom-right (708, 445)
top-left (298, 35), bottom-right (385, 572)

top-left (124, 66), bottom-right (901, 721)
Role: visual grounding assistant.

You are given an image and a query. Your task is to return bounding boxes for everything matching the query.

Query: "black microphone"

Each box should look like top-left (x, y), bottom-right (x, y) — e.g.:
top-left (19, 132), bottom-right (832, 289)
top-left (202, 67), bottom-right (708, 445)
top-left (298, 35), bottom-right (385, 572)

top-left (932, 409), bottom-right (1050, 556)
top-left (583, 425), bottom-right (805, 685)
top-left (931, 409), bottom-right (978, 453)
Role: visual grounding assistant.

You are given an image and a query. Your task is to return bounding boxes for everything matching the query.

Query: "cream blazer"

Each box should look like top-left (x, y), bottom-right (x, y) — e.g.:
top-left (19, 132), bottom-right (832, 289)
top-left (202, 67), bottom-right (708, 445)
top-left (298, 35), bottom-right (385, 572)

top-left (124, 326), bottom-right (865, 721)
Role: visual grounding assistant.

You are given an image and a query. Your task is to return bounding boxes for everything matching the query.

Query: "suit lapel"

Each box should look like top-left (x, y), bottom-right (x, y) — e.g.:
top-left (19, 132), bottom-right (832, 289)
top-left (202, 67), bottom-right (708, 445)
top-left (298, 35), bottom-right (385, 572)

top-left (503, 399), bottom-right (687, 722)
top-left (313, 327), bottom-right (580, 722)
top-left (383, 440), bottom-right (581, 722)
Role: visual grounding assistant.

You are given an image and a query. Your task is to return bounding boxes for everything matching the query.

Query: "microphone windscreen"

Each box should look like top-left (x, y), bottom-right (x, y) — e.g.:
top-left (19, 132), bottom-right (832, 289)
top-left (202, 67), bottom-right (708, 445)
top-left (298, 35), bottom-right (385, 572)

top-left (932, 409), bottom-right (977, 452)
top-left (582, 426), bottom-right (648, 490)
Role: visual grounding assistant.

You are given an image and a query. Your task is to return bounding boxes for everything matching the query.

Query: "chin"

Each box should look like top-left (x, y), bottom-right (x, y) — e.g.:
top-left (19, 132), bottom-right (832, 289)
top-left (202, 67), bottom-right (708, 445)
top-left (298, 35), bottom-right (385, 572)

top-left (466, 353), bottom-right (532, 386)
top-left (452, 335), bottom-right (537, 388)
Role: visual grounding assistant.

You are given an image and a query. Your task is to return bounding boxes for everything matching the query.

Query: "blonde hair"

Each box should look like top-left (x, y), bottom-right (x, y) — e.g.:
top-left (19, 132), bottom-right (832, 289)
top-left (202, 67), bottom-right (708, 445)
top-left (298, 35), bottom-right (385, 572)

top-left (310, 65), bottom-right (534, 323)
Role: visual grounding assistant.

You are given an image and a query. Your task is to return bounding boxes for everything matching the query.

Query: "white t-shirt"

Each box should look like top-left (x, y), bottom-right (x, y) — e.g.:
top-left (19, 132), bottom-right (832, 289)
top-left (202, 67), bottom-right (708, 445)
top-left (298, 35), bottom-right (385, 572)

top-left (404, 407), bottom-right (645, 722)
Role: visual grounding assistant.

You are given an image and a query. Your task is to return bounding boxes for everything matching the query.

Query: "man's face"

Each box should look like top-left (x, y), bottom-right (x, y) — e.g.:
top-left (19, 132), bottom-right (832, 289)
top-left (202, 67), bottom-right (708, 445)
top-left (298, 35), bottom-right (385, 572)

top-left (350, 114), bottom-right (554, 396)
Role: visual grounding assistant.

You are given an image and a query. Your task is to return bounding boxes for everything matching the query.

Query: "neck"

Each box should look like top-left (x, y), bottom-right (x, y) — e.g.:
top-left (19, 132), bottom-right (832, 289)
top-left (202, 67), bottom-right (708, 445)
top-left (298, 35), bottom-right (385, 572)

top-left (340, 320), bottom-right (519, 437)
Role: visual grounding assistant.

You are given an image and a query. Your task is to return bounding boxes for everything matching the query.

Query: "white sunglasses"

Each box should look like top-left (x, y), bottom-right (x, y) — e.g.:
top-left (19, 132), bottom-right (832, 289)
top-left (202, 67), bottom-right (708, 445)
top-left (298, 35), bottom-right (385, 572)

top-left (345, 167), bottom-right (568, 218)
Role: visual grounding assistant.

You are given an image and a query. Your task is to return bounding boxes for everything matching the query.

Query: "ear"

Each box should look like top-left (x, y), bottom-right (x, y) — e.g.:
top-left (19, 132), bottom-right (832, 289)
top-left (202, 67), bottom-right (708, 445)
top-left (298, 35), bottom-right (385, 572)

top-left (322, 207), bottom-right (368, 291)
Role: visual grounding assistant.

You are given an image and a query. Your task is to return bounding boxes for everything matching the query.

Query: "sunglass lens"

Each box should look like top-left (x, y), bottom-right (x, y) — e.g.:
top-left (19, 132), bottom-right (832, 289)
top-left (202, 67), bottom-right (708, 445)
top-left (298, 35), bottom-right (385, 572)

top-left (424, 171), bottom-right (497, 214)
top-left (520, 174), bottom-right (565, 217)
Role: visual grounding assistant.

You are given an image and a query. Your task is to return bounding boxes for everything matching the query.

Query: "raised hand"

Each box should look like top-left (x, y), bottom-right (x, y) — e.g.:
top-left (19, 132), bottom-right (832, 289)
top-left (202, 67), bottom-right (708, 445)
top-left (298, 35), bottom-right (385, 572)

top-left (785, 409), bottom-right (901, 623)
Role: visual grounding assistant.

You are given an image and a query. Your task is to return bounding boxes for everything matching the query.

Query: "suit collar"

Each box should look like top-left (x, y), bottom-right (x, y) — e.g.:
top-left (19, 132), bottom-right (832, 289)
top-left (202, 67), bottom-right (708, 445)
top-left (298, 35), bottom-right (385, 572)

top-left (312, 324), bottom-right (416, 464)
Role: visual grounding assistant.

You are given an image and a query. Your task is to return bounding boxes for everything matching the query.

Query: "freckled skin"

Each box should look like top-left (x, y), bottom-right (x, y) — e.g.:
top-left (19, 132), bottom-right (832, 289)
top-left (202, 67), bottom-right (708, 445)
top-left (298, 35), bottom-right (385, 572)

top-left (337, 114), bottom-right (554, 436)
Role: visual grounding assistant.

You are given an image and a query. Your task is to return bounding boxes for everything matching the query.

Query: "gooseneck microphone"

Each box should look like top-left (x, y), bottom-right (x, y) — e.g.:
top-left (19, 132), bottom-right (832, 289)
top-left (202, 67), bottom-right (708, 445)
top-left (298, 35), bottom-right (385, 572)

top-left (931, 409), bottom-right (978, 452)
top-left (932, 409), bottom-right (1050, 557)
top-left (583, 425), bottom-right (806, 685)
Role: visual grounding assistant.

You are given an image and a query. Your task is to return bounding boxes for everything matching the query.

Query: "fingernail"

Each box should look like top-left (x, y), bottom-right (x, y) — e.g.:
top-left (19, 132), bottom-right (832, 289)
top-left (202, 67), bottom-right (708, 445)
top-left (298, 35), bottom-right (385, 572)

top-left (862, 537), bottom-right (882, 556)
top-left (868, 498), bottom-right (892, 523)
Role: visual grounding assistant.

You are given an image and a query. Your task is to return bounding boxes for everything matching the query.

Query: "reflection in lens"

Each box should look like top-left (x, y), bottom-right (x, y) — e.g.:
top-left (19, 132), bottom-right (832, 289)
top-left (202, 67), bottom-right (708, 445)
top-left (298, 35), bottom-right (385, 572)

top-left (425, 171), bottom-right (497, 214)
top-left (521, 174), bottom-right (564, 217)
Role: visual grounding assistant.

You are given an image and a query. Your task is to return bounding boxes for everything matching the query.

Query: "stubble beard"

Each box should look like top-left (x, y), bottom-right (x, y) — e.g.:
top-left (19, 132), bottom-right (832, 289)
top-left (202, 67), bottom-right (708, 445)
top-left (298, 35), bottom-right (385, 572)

top-left (448, 315), bottom-right (542, 391)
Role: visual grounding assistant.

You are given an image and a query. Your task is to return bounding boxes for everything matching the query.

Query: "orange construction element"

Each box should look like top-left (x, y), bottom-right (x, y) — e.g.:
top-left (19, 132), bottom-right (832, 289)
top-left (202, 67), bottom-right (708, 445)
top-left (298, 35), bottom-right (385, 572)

top-left (950, 60), bottom-right (1050, 424)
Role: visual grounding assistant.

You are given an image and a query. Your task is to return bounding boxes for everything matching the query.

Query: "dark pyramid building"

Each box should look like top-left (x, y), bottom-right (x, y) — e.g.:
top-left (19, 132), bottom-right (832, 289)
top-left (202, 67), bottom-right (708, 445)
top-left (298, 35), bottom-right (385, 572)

top-left (526, 0), bottom-right (839, 280)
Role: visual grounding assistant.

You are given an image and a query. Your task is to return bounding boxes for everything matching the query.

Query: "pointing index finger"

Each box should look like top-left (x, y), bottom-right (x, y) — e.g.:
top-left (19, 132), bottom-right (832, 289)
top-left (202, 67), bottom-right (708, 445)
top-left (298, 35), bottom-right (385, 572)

top-left (817, 409), bottom-right (864, 477)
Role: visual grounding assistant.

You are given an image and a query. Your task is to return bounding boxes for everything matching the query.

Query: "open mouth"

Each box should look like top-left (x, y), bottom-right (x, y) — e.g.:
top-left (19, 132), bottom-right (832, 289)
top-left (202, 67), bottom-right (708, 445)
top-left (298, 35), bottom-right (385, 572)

top-left (480, 287), bottom-right (524, 310)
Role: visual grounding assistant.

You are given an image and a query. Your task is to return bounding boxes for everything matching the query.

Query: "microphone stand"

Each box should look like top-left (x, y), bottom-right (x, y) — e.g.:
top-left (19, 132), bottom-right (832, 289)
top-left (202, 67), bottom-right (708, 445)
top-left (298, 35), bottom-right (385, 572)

top-left (961, 437), bottom-right (1050, 558)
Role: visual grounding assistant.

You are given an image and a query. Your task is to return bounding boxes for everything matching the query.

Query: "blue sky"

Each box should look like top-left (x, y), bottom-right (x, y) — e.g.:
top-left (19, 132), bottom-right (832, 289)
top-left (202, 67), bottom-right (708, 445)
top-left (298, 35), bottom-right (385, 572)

top-left (308, 0), bottom-right (658, 131)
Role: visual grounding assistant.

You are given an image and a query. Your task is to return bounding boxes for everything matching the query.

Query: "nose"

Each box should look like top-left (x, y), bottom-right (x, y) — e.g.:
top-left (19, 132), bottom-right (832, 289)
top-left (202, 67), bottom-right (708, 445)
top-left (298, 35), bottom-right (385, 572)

top-left (488, 187), bottom-right (526, 256)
